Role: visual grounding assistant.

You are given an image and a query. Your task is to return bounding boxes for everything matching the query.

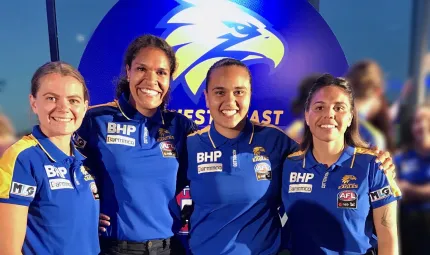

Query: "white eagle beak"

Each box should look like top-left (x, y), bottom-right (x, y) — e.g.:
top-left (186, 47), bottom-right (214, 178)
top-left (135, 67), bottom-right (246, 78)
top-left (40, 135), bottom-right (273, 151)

top-left (224, 28), bottom-right (285, 68)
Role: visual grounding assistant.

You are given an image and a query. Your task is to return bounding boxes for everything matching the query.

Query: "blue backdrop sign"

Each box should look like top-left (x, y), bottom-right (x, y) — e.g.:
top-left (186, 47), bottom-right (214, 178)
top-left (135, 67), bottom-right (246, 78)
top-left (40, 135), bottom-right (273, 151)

top-left (79, 0), bottom-right (348, 129)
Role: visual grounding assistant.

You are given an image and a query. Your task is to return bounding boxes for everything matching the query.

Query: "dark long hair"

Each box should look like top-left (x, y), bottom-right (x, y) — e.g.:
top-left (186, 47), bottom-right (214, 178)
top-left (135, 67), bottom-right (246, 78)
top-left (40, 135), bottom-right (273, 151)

top-left (301, 73), bottom-right (368, 151)
top-left (116, 34), bottom-right (177, 110)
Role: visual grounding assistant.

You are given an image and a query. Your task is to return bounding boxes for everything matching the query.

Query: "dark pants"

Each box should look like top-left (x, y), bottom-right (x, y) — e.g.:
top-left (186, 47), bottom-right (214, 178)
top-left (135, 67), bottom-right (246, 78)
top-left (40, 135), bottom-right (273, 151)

top-left (400, 209), bottom-right (430, 255)
top-left (99, 236), bottom-right (186, 255)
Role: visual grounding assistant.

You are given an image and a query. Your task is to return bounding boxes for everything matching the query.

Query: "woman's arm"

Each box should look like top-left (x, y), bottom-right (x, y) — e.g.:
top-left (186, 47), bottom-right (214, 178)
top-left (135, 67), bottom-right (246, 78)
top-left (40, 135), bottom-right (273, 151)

top-left (373, 201), bottom-right (399, 255)
top-left (0, 203), bottom-right (28, 255)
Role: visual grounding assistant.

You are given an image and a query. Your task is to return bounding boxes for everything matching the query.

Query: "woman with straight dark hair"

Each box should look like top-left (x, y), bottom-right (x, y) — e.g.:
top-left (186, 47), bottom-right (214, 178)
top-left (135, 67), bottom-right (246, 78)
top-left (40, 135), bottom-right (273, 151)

top-left (282, 74), bottom-right (401, 255)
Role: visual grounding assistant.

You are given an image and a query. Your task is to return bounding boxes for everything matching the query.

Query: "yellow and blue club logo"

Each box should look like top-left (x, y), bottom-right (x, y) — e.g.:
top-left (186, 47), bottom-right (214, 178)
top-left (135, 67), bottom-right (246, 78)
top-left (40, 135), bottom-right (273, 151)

top-left (79, 0), bottom-right (348, 128)
top-left (158, 0), bottom-right (286, 100)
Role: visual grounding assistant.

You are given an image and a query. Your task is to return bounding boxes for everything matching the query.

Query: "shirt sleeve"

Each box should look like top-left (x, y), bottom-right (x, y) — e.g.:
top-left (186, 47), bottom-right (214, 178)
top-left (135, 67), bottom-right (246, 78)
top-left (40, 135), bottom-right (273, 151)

top-left (184, 116), bottom-right (198, 135)
top-left (281, 132), bottom-right (299, 160)
top-left (369, 157), bottom-right (402, 209)
top-left (0, 151), bottom-right (37, 206)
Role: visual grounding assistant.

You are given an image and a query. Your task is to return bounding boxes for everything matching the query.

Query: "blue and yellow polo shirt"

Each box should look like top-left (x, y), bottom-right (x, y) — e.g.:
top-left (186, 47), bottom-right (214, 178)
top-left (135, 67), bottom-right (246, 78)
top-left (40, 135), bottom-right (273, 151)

top-left (0, 125), bottom-right (100, 255)
top-left (186, 119), bottom-right (298, 255)
top-left (74, 92), bottom-right (197, 241)
top-left (282, 146), bottom-right (401, 255)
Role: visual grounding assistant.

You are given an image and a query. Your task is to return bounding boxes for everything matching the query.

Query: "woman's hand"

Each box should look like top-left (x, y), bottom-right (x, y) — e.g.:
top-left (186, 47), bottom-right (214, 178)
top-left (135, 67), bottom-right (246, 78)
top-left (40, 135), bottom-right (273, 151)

top-left (99, 213), bottom-right (110, 234)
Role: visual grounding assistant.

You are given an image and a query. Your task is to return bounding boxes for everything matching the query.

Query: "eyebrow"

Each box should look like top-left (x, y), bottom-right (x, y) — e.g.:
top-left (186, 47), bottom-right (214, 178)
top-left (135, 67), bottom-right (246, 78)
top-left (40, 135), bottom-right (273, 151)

top-left (312, 101), bottom-right (348, 106)
top-left (212, 86), bottom-right (248, 91)
top-left (135, 63), bottom-right (168, 72)
top-left (42, 92), bottom-right (83, 99)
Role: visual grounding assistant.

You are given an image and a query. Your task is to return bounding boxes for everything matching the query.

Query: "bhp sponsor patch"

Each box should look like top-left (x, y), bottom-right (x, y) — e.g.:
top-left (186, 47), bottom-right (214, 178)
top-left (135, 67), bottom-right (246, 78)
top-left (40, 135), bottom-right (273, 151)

top-left (49, 179), bottom-right (74, 190)
top-left (198, 163), bottom-right (222, 174)
top-left (288, 184), bottom-right (312, 193)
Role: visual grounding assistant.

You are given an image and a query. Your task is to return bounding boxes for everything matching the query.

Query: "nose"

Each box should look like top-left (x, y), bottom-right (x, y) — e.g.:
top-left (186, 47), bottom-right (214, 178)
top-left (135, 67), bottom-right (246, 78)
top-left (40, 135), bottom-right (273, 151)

top-left (324, 108), bottom-right (335, 119)
top-left (56, 98), bottom-right (70, 112)
top-left (225, 92), bottom-right (236, 104)
top-left (145, 70), bottom-right (157, 84)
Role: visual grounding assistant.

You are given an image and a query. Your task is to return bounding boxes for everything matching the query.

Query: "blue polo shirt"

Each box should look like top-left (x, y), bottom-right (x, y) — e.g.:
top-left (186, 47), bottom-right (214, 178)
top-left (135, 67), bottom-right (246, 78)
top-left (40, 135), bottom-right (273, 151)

top-left (74, 92), bottom-right (197, 241)
top-left (187, 119), bottom-right (298, 255)
top-left (282, 146), bottom-right (401, 255)
top-left (0, 126), bottom-right (100, 255)
top-left (395, 150), bottom-right (430, 211)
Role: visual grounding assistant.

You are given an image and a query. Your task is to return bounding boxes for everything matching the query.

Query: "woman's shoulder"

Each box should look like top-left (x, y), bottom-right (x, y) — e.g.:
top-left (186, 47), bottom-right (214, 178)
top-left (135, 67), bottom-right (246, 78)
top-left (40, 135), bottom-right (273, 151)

top-left (162, 110), bottom-right (197, 132)
top-left (354, 147), bottom-right (378, 161)
top-left (87, 101), bottom-right (120, 116)
top-left (252, 121), bottom-right (285, 135)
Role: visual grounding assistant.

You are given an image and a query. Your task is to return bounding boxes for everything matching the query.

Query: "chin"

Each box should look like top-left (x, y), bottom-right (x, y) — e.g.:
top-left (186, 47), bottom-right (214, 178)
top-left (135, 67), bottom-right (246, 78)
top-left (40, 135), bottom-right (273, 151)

top-left (315, 134), bottom-right (340, 143)
top-left (139, 100), bottom-right (162, 111)
top-left (225, 118), bottom-right (244, 129)
top-left (52, 125), bottom-right (77, 136)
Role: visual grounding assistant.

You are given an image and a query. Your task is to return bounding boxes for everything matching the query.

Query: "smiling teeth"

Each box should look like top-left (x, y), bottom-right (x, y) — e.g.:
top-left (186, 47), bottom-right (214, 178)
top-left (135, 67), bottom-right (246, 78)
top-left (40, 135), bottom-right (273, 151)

top-left (320, 125), bottom-right (336, 129)
top-left (52, 117), bottom-right (72, 122)
top-left (222, 110), bottom-right (238, 117)
top-left (140, 88), bottom-right (159, 96)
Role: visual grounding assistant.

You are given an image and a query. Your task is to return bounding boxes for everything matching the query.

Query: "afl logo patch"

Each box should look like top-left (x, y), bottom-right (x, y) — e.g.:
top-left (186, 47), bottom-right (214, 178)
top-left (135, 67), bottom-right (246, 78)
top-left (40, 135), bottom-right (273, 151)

top-left (254, 162), bottom-right (272, 181)
top-left (90, 182), bottom-right (99, 200)
top-left (337, 190), bottom-right (357, 209)
top-left (160, 141), bottom-right (177, 158)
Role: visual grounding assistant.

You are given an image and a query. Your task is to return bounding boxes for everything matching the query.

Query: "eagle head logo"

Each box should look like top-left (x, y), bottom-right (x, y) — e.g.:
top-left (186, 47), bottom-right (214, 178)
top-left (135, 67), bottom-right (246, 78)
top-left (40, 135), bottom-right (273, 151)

top-left (158, 128), bottom-right (170, 136)
top-left (158, 0), bottom-right (286, 102)
top-left (253, 146), bottom-right (266, 156)
top-left (342, 175), bottom-right (357, 184)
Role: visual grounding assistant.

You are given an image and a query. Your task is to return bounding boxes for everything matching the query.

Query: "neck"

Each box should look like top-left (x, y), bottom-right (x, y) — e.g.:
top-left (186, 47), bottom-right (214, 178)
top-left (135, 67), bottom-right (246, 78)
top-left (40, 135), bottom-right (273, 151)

top-left (49, 136), bottom-right (73, 156)
top-left (128, 97), bottom-right (157, 117)
top-left (214, 118), bottom-right (246, 139)
top-left (39, 126), bottom-right (72, 156)
top-left (312, 138), bottom-right (345, 166)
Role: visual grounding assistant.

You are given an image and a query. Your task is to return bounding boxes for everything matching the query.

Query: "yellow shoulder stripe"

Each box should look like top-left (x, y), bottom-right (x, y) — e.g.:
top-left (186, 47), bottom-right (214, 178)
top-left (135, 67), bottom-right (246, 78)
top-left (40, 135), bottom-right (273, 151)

top-left (0, 136), bottom-right (37, 199)
top-left (288, 150), bottom-right (305, 158)
top-left (383, 170), bottom-right (402, 197)
top-left (252, 121), bottom-right (285, 133)
top-left (188, 125), bottom-right (210, 137)
top-left (89, 101), bottom-right (118, 110)
top-left (355, 147), bottom-right (378, 156)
